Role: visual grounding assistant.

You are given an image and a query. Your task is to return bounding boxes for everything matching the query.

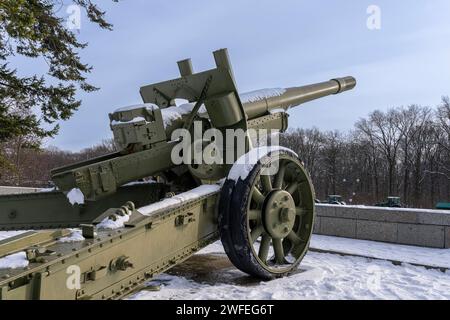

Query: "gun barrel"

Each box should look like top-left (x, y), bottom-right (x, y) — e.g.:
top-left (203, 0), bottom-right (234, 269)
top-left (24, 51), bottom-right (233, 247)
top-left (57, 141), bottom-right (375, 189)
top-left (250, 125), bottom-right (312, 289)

top-left (242, 76), bottom-right (356, 119)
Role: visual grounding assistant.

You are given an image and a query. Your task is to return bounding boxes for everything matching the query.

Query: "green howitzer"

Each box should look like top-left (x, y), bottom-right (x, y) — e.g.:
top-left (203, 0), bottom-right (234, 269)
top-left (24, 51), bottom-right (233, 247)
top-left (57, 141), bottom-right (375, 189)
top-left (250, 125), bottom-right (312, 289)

top-left (436, 202), bottom-right (450, 210)
top-left (0, 49), bottom-right (356, 299)
top-left (375, 196), bottom-right (402, 208)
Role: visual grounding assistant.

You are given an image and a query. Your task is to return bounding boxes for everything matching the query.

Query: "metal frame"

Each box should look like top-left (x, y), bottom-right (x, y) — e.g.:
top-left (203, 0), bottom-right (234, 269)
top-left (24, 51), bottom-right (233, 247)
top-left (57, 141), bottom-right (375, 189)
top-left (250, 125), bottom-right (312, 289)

top-left (0, 190), bottom-right (219, 300)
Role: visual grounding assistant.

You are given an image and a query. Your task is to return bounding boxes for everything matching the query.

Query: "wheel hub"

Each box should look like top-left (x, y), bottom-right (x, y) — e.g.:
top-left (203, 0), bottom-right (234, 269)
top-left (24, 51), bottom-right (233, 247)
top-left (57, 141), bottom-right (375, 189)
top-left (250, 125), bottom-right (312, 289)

top-left (263, 190), bottom-right (296, 239)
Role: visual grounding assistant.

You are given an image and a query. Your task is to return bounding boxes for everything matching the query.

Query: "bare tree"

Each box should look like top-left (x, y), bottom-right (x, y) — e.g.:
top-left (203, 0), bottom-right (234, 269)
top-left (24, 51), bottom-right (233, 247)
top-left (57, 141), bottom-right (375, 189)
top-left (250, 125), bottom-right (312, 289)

top-left (0, 139), bottom-right (116, 187)
top-left (280, 128), bottom-right (324, 182)
top-left (281, 102), bottom-right (450, 208)
top-left (321, 131), bottom-right (344, 195)
top-left (356, 109), bottom-right (402, 196)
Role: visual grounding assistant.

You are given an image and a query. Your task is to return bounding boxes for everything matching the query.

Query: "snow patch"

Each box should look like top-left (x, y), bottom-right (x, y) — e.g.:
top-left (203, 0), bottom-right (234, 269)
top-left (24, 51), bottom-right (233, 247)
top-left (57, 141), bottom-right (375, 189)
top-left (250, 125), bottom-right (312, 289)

top-left (123, 179), bottom-right (156, 186)
top-left (0, 231), bottom-right (28, 242)
top-left (0, 252), bottom-right (29, 269)
top-left (138, 184), bottom-right (221, 216)
top-left (111, 116), bottom-right (147, 126)
top-left (227, 146), bottom-right (296, 183)
top-left (240, 88), bottom-right (286, 104)
top-left (97, 214), bottom-right (130, 230)
top-left (39, 187), bottom-right (57, 192)
top-left (317, 203), bottom-right (450, 214)
top-left (58, 229), bottom-right (85, 243)
top-left (310, 235), bottom-right (450, 269)
top-left (160, 103), bottom-right (207, 128)
top-left (129, 238), bottom-right (450, 300)
top-left (66, 188), bottom-right (84, 205)
top-left (112, 102), bottom-right (208, 129)
top-left (269, 108), bottom-right (287, 115)
top-left (113, 103), bottom-right (159, 113)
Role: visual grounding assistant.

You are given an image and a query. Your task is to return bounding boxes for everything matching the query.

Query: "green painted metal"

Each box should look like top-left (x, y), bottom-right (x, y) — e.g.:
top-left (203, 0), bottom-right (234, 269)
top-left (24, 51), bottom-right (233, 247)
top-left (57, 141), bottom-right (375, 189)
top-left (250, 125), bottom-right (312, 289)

top-left (326, 195), bottom-right (345, 205)
top-left (0, 48), bottom-right (356, 299)
top-left (243, 77), bottom-right (356, 119)
top-left (263, 190), bottom-right (297, 240)
top-left (375, 196), bottom-right (402, 208)
top-left (0, 183), bottom-right (166, 230)
top-left (51, 143), bottom-right (175, 201)
top-left (436, 202), bottom-right (450, 210)
top-left (0, 190), bottom-right (219, 300)
top-left (0, 230), bottom-right (70, 258)
top-left (109, 106), bottom-right (167, 152)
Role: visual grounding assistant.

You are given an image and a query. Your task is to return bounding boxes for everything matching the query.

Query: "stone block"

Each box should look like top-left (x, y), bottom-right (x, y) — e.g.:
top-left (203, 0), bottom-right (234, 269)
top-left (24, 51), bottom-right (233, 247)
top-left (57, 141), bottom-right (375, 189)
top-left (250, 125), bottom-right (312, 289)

top-left (313, 216), bottom-right (321, 234)
top-left (320, 217), bottom-right (356, 238)
top-left (315, 204), bottom-right (336, 217)
top-left (356, 220), bottom-right (398, 243)
top-left (446, 227), bottom-right (450, 249)
top-left (397, 224), bottom-right (445, 248)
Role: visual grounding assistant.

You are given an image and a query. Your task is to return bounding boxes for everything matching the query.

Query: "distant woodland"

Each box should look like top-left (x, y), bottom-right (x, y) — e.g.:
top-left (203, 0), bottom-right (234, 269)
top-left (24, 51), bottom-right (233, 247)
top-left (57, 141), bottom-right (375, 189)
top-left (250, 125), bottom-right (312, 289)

top-left (0, 98), bottom-right (449, 209)
top-left (0, 138), bottom-right (117, 187)
top-left (281, 98), bottom-right (450, 208)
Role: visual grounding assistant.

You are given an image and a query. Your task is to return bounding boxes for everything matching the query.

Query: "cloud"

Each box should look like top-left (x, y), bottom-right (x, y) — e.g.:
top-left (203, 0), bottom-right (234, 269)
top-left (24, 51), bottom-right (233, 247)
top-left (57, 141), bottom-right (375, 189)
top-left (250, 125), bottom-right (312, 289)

top-left (42, 0), bottom-right (450, 150)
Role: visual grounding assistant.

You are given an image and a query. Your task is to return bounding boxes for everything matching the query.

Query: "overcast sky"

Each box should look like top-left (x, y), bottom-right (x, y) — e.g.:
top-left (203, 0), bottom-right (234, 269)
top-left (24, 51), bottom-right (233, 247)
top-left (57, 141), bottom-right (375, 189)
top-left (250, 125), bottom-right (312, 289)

top-left (26, 0), bottom-right (450, 151)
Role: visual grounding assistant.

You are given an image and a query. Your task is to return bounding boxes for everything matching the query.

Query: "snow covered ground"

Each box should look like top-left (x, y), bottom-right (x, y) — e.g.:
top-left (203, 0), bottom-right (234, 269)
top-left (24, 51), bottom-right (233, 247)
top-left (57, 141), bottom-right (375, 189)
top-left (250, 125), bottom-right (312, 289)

top-left (310, 235), bottom-right (450, 269)
top-left (1, 229), bottom-right (449, 300)
top-left (0, 230), bottom-right (27, 242)
top-left (129, 235), bottom-right (450, 300)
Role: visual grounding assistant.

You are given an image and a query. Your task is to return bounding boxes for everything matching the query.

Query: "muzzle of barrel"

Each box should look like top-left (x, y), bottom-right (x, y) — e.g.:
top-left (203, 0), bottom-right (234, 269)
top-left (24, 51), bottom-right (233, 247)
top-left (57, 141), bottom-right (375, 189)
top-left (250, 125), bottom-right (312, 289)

top-left (331, 76), bottom-right (357, 94)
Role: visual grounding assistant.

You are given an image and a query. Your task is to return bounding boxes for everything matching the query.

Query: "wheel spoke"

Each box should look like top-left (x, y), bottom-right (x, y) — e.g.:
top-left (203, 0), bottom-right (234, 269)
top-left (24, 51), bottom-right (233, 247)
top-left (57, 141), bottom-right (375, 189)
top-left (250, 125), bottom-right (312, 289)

top-left (287, 231), bottom-right (304, 245)
top-left (252, 187), bottom-right (265, 205)
top-left (272, 238), bottom-right (285, 264)
top-left (260, 175), bottom-right (273, 194)
top-left (250, 225), bottom-right (264, 244)
top-left (273, 161), bottom-right (286, 189)
top-left (258, 234), bottom-right (271, 262)
top-left (285, 182), bottom-right (298, 195)
top-left (248, 209), bottom-right (261, 221)
top-left (296, 208), bottom-right (307, 216)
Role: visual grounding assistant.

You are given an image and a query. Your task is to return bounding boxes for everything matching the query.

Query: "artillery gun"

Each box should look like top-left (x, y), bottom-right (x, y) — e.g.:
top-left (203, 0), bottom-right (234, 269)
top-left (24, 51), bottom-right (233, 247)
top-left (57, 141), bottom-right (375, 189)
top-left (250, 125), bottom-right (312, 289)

top-left (375, 197), bottom-right (402, 208)
top-left (0, 49), bottom-right (356, 299)
top-left (326, 195), bottom-right (346, 205)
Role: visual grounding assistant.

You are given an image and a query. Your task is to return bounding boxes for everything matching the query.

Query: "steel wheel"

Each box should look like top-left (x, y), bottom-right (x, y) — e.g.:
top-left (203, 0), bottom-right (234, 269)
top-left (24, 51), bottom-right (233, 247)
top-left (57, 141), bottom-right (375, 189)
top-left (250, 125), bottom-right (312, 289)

top-left (219, 149), bottom-right (315, 279)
